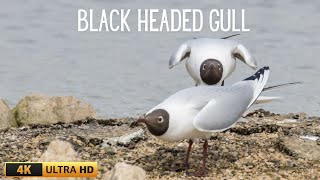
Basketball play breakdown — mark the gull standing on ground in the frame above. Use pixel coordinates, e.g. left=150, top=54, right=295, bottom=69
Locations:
left=138, top=66, right=270, bottom=177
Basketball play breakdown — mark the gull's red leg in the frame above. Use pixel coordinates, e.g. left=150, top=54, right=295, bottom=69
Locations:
left=187, top=140, right=208, bottom=177
left=183, top=139, right=193, bottom=168
left=170, top=139, right=193, bottom=171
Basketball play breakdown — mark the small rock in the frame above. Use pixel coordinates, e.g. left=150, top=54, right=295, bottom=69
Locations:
left=76, top=140, right=83, bottom=146
left=278, top=137, right=320, bottom=160
left=78, top=125, right=90, bottom=130
left=300, top=135, right=319, bottom=141
left=298, top=112, right=308, bottom=119
left=106, top=129, right=145, bottom=147
left=177, top=142, right=186, bottom=147
left=222, top=148, right=229, bottom=154
left=36, top=151, right=42, bottom=157
left=212, top=153, right=219, bottom=161
left=38, top=140, right=80, bottom=161
left=279, top=171, right=289, bottom=176
left=89, top=138, right=103, bottom=146
left=0, top=99, right=17, bottom=128
left=62, top=123, right=71, bottom=128
left=188, top=168, right=196, bottom=173
left=268, top=148, right=275, bottom=153
left=278, top=119, right=298, bottom=124
left=12, top=93, right=96, bottom=126
left=101, top=162, right=146, bottom=180
left=265, top=161, right=274, bottom=167
left=24, top=141, right=81, bottom=180
left=164, top=153, right=174, bottom=160
left=83, top=153, right=90, bottom=158
left=103, top=146, right=116, bottom=155
left=142, top=163, right=155, bottom=171
left=293, top=114, right=300, bottom=119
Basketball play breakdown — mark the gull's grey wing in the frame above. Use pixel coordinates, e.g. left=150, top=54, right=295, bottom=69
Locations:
left=193, top=89, right=252, bottom=132
left=193, top=66, right=270, bottom=132
left=169, top=42, right=191, bottom=69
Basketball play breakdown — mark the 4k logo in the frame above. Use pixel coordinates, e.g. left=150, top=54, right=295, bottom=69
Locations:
left=17, top=165, right=31, bottom=174
left=5, top=162, right=42, bottom=177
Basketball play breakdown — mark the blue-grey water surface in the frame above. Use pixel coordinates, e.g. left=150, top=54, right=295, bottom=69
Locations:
left=0, top=0, right=319, bottom=118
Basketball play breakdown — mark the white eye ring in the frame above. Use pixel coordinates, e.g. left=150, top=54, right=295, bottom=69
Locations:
left=202, top=64, right=206, bottom=70
left=157, top=116, right=164, bottom=123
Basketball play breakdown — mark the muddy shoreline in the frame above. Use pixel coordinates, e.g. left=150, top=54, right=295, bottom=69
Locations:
left=1, top=109, right=320, bottom=179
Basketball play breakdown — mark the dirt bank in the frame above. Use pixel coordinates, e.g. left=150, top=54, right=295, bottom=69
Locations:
left=1, top=109, right=320, bottom=179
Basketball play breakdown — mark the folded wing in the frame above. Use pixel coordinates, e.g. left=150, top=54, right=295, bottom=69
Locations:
left=193, top=67, right=270, bottom=132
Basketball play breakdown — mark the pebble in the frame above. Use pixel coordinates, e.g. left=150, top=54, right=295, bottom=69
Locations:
left=268, top=148, right=275, bottom=153
left=84, top=147, right=91, bottom=151
left=83, top=153, right=90, bottom=158
left=36, top=151, right=42, bottom=156
left=265, top=162, right=274, bottom=167
left=142, top=163, right=155, bottom=171
left=76, top=140, right=83, bottom=146
left=103, top=146, right=116, bottom=155
left=177, top=142, right=186, bottom=147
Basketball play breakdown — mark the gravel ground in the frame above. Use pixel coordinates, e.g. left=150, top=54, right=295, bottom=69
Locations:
left=1, top=109, right=320, bottom=179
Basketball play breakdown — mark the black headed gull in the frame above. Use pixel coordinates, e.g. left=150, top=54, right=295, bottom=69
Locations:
left=169, top=38, right=257, bottom=86
left=138, top=67, right=270, bottom=176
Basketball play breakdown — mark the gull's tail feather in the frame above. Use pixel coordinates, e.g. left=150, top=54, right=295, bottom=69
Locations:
left=255, top=96, right=281, bottom=104
left=263, top=82, right=302, bottom=92
left=252, top=81, right=301, bottom=105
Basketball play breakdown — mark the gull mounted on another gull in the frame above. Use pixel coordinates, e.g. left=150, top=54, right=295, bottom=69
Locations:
left=168, top=36, right=298, bottom=104
left=169, top=36, right=257, bottom=86
left=138, top=66, right=270, bottom=177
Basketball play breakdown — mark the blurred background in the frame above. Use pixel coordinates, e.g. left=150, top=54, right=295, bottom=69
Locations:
left=0, top=0, right=319, bottom=118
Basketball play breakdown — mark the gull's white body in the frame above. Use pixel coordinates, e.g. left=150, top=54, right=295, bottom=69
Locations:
left=147, top=67, right=269, bottom=142
left=147, top=86, right=250, bottom=142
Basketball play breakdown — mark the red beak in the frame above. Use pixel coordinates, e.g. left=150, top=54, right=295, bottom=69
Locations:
left=137, top=114, right=146, bottom=124
left=137, top=118, right=146, bottom=123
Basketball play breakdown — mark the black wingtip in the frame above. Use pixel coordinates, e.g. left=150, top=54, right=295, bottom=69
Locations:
left=244, top=66, right=269, bottom=81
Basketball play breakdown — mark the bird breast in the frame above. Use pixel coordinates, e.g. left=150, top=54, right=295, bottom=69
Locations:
left=185, top=47, right=237, bottom=86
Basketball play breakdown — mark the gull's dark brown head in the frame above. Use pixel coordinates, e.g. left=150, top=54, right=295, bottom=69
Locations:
left=200, top=59, right=223, bottom=85
left=137, top=109, right=169, bottom=136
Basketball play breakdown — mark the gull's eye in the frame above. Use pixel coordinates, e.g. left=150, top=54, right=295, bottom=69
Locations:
left=202, top=64, right=206, bottom=70
left=157, top=116, right=164, bottom=123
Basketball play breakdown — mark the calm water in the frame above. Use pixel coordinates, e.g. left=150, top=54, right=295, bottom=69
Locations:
left=0, top=0, right=319, bottom=118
